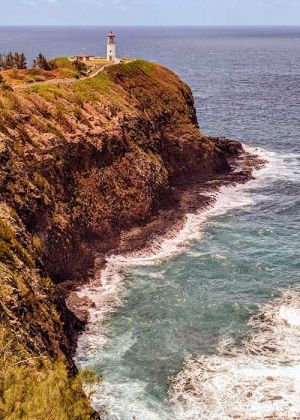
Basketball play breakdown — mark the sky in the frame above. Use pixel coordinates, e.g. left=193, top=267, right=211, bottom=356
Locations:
left=1, top=0, right=300, bottom=26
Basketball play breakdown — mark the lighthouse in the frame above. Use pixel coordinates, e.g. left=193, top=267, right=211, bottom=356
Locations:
left=107, top=31, right=117, bottom=62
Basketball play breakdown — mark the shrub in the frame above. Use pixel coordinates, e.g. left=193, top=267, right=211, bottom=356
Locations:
left=0, top=356, right=100, bottom=419
left=32, top=53, right=54, bottom=71
left=0, top=52, right=27, bottom=70
left=32, top=235, right=43, bottom=254
left=72, top=59, right=88, bottom=76
left=0, top=74, right=13, bottom=91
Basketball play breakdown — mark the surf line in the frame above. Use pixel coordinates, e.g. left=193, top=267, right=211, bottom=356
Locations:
left=74, top=145, right=273, bottom=360
left=170, top=286, right=300, bottom=420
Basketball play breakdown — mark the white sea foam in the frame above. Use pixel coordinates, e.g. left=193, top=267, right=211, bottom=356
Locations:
left=170, top=288, right=300, bottom=420
left=74, top=146, right=300, bottom=418
left=75, top=152, right=256, bottom=359
left=75, top=145, right=284, bottom=355
left=92, top=379, right=170, bottom=420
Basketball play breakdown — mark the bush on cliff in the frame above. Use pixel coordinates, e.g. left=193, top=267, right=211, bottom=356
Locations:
left=0, top=354, right=99, bottom=419
left=0, top=74, right=13, bottom=91
left=0, top=205, right=99, bottom=418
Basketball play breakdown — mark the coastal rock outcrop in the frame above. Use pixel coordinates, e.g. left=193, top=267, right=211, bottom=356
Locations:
left=0, top=60, right=243, bottom=417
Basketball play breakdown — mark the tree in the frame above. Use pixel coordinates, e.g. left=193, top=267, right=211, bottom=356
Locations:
left=72, top=59, right=88, bottom=76
left=14, top=52, right=27, bottom=69
left=5, top=52, right=14, bottom=69
left=0, top=51, right=27, bottom=70
left=13, top=52, right=20, bottom=68
left=33, top=53, right=53, bottom=71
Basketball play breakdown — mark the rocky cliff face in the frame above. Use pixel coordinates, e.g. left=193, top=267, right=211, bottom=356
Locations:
left=0, top=60, right=242, bottom=416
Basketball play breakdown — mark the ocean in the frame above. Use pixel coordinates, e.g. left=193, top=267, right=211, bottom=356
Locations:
left=1, top=26, right=299, bottom=419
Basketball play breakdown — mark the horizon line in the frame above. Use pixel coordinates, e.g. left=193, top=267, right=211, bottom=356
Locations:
left=0, top=24, right=300, bottom=28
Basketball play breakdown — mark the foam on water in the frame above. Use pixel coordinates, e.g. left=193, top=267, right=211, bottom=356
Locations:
left=75, top=156, right=253, bottom=357
left=75, top=147, right=300, bottom=418
left=170, top=288, right=300, bottom=420
left=76, top=146, right=288, bottom=353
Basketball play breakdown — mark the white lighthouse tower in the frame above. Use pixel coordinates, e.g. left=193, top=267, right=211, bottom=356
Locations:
left=107, top=31, right=117, bottom=62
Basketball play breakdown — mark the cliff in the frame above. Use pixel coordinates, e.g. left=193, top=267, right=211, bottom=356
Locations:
left=0, top=60, right=243, bottom=417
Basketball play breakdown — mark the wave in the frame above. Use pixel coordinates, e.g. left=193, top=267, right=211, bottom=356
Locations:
left=74, top=149, right=254, bottom=360
left=75, top=145, right=289, bottom=359
left=170, top=287, right=300, bottom=420
left=74, top=145, right=300, bottom=418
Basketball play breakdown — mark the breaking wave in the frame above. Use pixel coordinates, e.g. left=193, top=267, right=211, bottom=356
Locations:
left=74, top=146, right=300, bottom=418
left=75, top=145, right=288, bottom=357
left=170, top=287, right=300, bottom=419
left=75, top=148, right=254, bottom=358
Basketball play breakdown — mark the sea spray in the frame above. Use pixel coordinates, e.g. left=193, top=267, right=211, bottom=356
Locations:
left=75, top=148, right=257, bottom=358
left=76, top=146, right=269, bottom=358
left=170, top=287, right=300, bottom=419
left=75, top=147, right=300, bottom=418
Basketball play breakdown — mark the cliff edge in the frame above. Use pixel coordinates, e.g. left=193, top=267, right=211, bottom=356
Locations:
left=0, top=60, right=244, bottom=418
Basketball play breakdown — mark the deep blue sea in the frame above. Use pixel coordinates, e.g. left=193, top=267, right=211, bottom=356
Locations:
left=1, top=26, right=299, bottom=419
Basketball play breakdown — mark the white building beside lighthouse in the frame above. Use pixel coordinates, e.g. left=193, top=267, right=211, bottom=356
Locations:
left=107, top=31, right=117, bottom=62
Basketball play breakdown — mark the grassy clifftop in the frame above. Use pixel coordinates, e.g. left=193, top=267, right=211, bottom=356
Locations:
left=0, top=60, right=232, bottom=417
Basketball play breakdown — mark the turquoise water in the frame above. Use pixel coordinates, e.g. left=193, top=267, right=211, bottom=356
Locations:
left=73, top=27, right=300, bottom=419
left=76, top=148, right=300, bottom=419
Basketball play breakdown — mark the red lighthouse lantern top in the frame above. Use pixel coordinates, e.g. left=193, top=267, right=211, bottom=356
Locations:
left=107, top=31, right=116, bottom=44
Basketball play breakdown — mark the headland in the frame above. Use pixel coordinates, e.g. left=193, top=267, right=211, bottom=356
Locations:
left=0, top=58, right=263, bottom=417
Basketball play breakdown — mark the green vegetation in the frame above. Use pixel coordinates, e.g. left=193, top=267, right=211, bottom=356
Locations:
left=0, top=52, right=27, bottom=70
left=51, top=56, right=70, bottom=68
left=28, top=83, right=67, bottom=101
left=0, top=217, right=33, bottom=267
left=52, top=56, right=88, bottom=77
left=76, top=72, right=110, bottom=100
left=127, top=59, right=156, bottom=77
left=0, top=204, right=100, bottom=418
left=0, top=74, right=13, bottom=91
left=0, top=58, right=211, bottom=418
left=0, top=351, right=99, bottom=420
left=32, top=53, right=54, bottom=71
left=107, top=59, right=155, bottom=79
left=1, top=53, right=89, bottom=88
left=25, top=68, right=112, bottom=104
left=91, top=58, right=108, bottom=63
left=32, top=234, right=43, bottom=254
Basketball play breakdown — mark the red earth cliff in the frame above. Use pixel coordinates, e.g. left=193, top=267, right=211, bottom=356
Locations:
left=0, top=60, right=249, bottom=417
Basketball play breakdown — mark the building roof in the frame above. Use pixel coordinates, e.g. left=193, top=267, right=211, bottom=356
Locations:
left=74, top=52, right=95, bottom=58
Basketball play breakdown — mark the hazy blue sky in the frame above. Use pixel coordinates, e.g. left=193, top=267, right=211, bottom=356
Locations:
left=1, top=0, right=300, bottom=26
